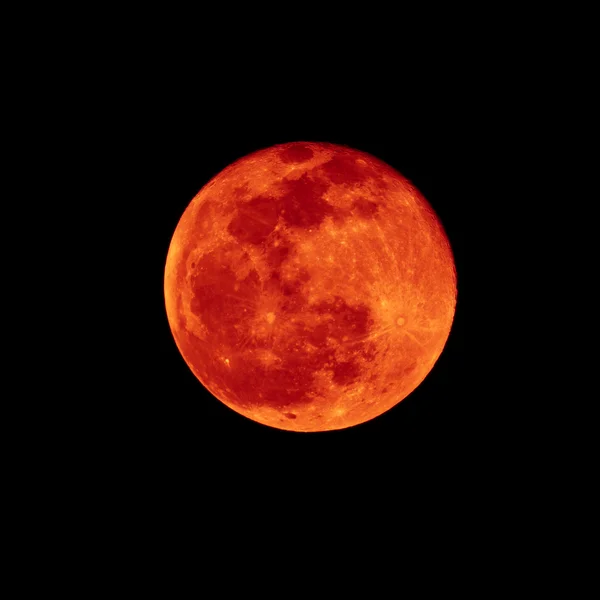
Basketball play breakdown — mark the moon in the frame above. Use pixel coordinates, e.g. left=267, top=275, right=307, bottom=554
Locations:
left=164, top=142, right=456, bottom=432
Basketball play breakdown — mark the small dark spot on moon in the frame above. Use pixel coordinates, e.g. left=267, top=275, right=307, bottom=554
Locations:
left=352, top=197, right=379, bottom=218
left=233, top=184, right=250, bottom=198
left=266, top=239, right=291, bottom=270
left=285, top=412, right=297, bottom=419
left=191, top=262, right=196, bottom=268
left=332, top=206, right=352, bottom=224
left=228, top=194, right=280, bottom=245
left=321, top=154, right=370, bottom=185
left=332, top=360, right=362, bottom=385
left=401, top=362, right=417, bottom=376
left=279, top=144, right=314, bottom=164
left=307, top=296, right=373, bottom=347
left=279, top=174, right=332, bottom=229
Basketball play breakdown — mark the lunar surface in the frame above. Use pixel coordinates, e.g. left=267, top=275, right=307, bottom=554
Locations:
left=164, top=142, right=456, bottom=432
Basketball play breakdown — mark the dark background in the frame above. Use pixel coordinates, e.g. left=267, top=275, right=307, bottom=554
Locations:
left=106, top=90, right=469, bottom=503
left=19, top=15, right=571, bottom=577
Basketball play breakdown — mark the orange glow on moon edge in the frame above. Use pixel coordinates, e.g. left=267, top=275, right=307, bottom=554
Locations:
left=164, top=142, right=457, bottom=432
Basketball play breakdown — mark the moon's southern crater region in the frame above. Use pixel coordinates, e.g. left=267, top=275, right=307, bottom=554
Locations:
left=164, top=142, right=457, bottom=432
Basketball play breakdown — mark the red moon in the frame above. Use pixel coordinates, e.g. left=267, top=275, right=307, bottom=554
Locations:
left=164, top=142, right=456, bottom=432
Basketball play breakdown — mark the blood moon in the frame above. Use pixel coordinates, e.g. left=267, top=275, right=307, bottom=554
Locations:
left=164, top=142, right=456, bottom=432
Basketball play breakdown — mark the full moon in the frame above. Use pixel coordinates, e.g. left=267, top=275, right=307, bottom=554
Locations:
left=164, top=142, right=456, bottom=432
